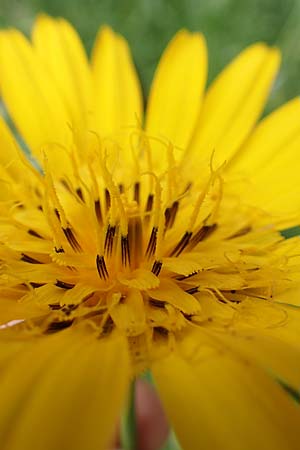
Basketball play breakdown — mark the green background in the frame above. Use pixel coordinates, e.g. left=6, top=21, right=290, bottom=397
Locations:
left=0, top=0, right=300, bottom=113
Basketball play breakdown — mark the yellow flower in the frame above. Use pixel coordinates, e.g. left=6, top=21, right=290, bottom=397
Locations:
left=0, top=13, right=300, bottom=450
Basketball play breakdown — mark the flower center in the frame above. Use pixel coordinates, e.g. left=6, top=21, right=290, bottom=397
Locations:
left=0, top=133, right=294, bottom=372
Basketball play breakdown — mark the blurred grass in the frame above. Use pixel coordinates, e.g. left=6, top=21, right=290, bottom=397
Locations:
left=0, top=0, right=300, bottom=112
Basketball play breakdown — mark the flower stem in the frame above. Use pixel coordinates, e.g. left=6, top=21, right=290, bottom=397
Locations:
left=121, top=380, right=136, bottom=450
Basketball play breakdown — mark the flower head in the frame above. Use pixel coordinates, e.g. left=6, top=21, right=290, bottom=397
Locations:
left=0, top=14, right=300, bottom=450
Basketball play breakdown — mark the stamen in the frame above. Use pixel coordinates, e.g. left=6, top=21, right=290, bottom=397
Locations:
left=105, top=188, right=111, bottom=212
left=20, top=253, right=42, bottom=264
left=121, top=235, right=130, bottom=266
left=62, top=227, right=82, bottom=252
left=76, top=187, right=84, bottom=202
left=55, top=246, right=65, bottom=253
left=94, top=199, right=103, bottom=225
left=46, top=319, right=73, bottom=333
left=144, top=194, right=154, bottom=225
left=54, top=208, right=61, bottom=221
left=149, top=299, right=165, bottom=308
left=128, top=216, right=143, bottom=268
left=145, top=227, right=158, bottom=259
left=61, top=304, right=79, bottom=315
left=30, top=282, right=45, bottom=288
left=151, top=260, right=162, bottom=276
left=60, top=179, right=72, bottom=192
left=185, top=286, right=199, bottom=295
left=28, top=229, right=43, bottom=239
left=102, top=316, right=115, bottom=335
left=164, top=201, right=179, bottom=230
left=104, top=225, right=116, bottom=256
left=145, top=194, right=154, bottom=213
left=227, top=226, right=252, bottom=240
left=189, top=224, right=217, bottom=247
left=96, top=254, right=109, bottom=280
left=169, top=231, right=192, bottom=257
left=55, top=280, right=75, bottom=290
left=134, top=182, right=140, bottom=204
left=49, top=303, right=62, bottom=310
left=153, top=326, right=169, bottom=337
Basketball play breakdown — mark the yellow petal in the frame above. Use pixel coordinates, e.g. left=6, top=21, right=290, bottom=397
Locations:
left=219, top=329, right=300, bottom=391
left=146, top=30, right=207, bottom=151
left=240, top=299, right=300, bottom=351
left=148, top=279, right=201, bottom=314
left=0, top=329, right=129, bottom=450
left=0, top=296, right=47, bottom=325
left=118, top=268, right=160, bottom=290
left=0, top=116, right=23, bottom=178
left=227, top=97, right=300, bottom=214
left=153, top=332, right=300, bottom=450
left=91, top=26, right=143, bottom=136
left=32, top=14, right=91, bottom=131
left=186, top=43, right=280, bottom=169
left=0, top=29, right=71, bottom=159
left=110, top=289, right=146, bottom=335
left=0, top=116, right=38, bottom=201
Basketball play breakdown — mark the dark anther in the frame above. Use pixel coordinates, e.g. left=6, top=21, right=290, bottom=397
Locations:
left=96, top=254, right=109, bottom=280
left=144, top=194, right=154, bottom=223
left=54, top=246, right=65, bottom=253
left=94, top=199, right=103, bottom=224
left=118, top=184, right=124, bottom=194
left=151, top=260, right=162, bottom=276
left=121, top=235, right=130, bottom=266
left=185, top=286, right=199, bottom=295
left=164, top=208, right=170, bottom=230
left=28, top=229, right=43, bottom=239
left=128, top=216, right=143, bottom=268
left=183, top=313, right=194, bottom=321
left=35, top=187, right=42, bottom=198
left=145, top=227, right=158, bottom=258
left=154, top=326, right=169, bottom=337
left=76, top=187, right=84, bottom=201
left=30, top=282, right=45, bottom=288
left=134, top=182, right=140, bottom=204
left=61, top=304, right=79, bottom=316
left=48, top=303, right=63, bottom=310
left=170, top=231, right=192, bottom=257
left=54, top=208, right=61, bottom=221
left=105, top=188, right=111, bottom=211
left=62, top=227, right=82, bottom=252
left=190, top=224, right=217, bottom=247
left=102, top=316, right=114, bottom=335
left=149, top=299, right=165, bottom=309
left=183, top=182, right=192, bottom=194
left=60, top=179, right=71, bottom=192
left=164, top=201, right=179, bottom=230
left=21, top=253, right=42, bottom=264
left=145, top=194, right=154, bottom=212
left=46, top=319, right=73, bottom=333
left=104, top=225, right=116, bottom=256
left=226, top=226, right=252, bottom=240
left=55, top=280, right=75, bottom=290
left=37, top=205, right=43, bottom=211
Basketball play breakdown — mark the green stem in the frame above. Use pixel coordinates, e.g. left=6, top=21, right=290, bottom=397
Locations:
left=121, top=380, right=136, bottom=450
